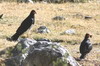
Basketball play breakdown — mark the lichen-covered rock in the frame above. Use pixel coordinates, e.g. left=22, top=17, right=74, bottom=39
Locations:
left=36, top=38, right=51, bottom=42
left=5, top=38, right=80, bottom=66
left=11, top=38, right=37, bottom=56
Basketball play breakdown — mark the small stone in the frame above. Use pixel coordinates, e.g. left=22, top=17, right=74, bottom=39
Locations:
left=37, top=26, right=50, bottom=33
left=61, top=29, right=76, bottom=35
left=52, top=16, right=66, bottom=21
left=84, top=16, right=92, bottom=19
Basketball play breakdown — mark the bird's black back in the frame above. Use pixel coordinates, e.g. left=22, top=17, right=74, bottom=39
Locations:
left=16, top=13, right=35, bottom=34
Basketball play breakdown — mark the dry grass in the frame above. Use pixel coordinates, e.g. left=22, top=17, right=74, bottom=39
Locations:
left=0, top=2, right=100, bottom=66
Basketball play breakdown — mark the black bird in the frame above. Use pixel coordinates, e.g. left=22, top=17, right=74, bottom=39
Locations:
left=9, top=10, right=36, bottom=41
left=0, top=14, right=3, bottom=19
left=79, top=33, right=92, bottom=60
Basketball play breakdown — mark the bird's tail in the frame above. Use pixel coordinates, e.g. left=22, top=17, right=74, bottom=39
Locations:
left=6, top=33, right=20, bottom=41
left=11, top=33, right=20, bottom=41
left=80, top=53, right=87, bottom=59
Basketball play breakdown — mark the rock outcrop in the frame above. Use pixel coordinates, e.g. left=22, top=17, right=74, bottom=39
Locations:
left=5, top=38, right=80, bottom=66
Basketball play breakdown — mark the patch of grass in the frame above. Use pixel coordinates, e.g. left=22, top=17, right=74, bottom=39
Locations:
left=51, top=38, right=64, bottom=42
left=67, top=40, right=80, bottom=45
left=53, top=58, right=68, bottom=66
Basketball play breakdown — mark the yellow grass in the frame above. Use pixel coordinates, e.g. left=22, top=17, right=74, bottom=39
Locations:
left=0, top=2, right=100, bottom=66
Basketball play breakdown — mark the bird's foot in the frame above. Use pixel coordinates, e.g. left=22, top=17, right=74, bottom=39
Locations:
left=6, top=37, right=13, bottom=41
left=6, top=37, right=17, bottom=42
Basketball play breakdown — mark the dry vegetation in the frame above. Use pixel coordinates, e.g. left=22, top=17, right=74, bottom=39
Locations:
left=0, top=2, right=100, bottom=66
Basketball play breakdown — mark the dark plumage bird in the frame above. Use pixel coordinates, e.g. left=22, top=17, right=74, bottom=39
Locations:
left=9, top=10, right=36, bottom=41
left=0, top=14, right=3, bottom=19
left=79, top=33, right=92, bottom=60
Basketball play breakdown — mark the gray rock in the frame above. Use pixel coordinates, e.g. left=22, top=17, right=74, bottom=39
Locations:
left=36, top=38, right=51, bottom=42
left=43, top=0, right=68, bottom=3
left=5, top=38, right=80, bottom=66
left=52, top=16, right=66, bottom=21
left=28, top=0, right=34, bottom=3
left=17, top=0, right=33, bottom=3
left=84, top=16, right=92, bottom=19
left=61, top=29, right=76, bottom=35
left=37, top=26, right=50, bottom=33
left=10, top=38, right=36, bottom=56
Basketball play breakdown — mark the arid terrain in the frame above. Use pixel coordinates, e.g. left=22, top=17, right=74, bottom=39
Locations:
left=0, top=2, right=100, bottom=66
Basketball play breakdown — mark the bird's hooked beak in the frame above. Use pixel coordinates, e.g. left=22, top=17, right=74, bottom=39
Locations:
left=34, top=11, right=36, bottom=14
left=33, top=11, right=36, bottom=14
left=33, top=10, right=36, bottom=14
left=90, top=35, right=92, bottom=38
left=85, top=33, right=92, bottom=39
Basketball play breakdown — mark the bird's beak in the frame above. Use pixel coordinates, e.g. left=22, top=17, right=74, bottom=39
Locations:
left=90, top=35, right=92, bottom=38
left=35, top=11, right=37, bottom=14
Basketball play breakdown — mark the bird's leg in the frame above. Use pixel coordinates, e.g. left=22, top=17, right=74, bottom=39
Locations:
left=27, top=28, right=33, bottom=38
left=27, top=31, right=31, bottom=38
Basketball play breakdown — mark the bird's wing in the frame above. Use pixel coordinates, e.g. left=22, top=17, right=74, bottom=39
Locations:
left=85, top=42, right=92, bottom=53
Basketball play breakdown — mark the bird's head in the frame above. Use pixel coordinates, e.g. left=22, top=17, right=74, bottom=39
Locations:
left=31, top=10, right=36, bottom=14
left=29, top=10, right=36, bottom=17
left=85, top=33, right=92, bottom=39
